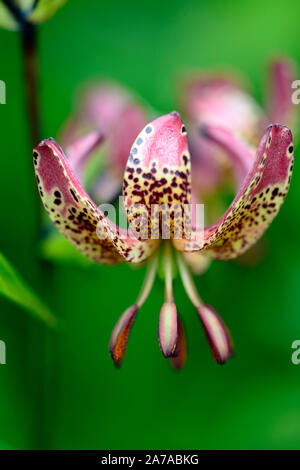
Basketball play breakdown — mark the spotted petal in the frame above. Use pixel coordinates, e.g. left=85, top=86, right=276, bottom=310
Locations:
left=123, top=112, right=191, bottom=240
left=33, top=138, right=158, bottom=265
left=174, top=124, right=294, bottom=259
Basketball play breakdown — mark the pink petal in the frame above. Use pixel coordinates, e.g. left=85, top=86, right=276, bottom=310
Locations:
left=92, top=170, right=123, bottom=203
left=61, top=83, right=147, bottom=177
left=201, top=124, right=254, bottom=185
left=81, top=83, right=133, bottom=131
left=123, top=112, right=191, bottom=240
left=66, top=131, right=104, bottom=183
left=158, top=301, right=178, bottom=358
left=197, top=304, right=233, bottom=364
left=109, top=305, right=137, bottom=367
left=189, top=128, right=223, bottom=196
left=183, top=74, right=266, bottom=144
left=174, top=124, right=294, bottom=259
left=108, top=105, right=148, bottom=174
left=183, top=74, right=267, bottom=196
left=33, top=138, right=158, bottom=265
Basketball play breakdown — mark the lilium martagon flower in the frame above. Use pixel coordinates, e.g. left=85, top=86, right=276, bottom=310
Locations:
left=33, top=110, right=294, bottom=368
left=180, top=57, right=298, bottom=267
left=59, top=82, right=151, bottom=205
left=182, top=57, right=298, bottom=199
left=58, top=58, right=297, bottom=228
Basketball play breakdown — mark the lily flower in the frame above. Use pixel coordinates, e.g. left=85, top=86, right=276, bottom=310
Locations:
left=182, top=58, right=297, bottom=195
left=56, top=58, right=296, bottom=209
left=33, top=111, right=294, bottom=368
left=59, top=82, right=147, bottom=203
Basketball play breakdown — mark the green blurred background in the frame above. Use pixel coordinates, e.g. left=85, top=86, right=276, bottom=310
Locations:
left=1, top=0, right=300, bottom=450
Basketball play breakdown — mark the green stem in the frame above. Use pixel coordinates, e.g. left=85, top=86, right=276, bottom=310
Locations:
left=21, top=21, right=41, bottom=147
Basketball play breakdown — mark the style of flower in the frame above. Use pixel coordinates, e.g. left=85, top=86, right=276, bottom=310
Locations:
left=33, top=107, right=294, bottom=368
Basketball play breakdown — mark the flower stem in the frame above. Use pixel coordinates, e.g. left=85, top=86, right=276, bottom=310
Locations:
left=136, top=253, right=158, bottom=308
left=176, top=252, right=204, bottom=308
left=3, top=0, right=41, bottom=147
left=21, top=21, right=41, bottom=147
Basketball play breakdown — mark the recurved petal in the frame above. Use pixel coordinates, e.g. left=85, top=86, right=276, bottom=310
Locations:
left=201, top=124, right=255, bottom=185
left=197, top=304, right=233, bottom=364
left=158, top=301, right=178, bottom=358
left=169, top=316, right=187, bottom=370
left=268, top=58, right=298, bottom=130
left=80, top=83, right=133, bottom=131
left=174, top=124, right=294, bottom=259
left=33, top=138, right=158, bottom=265
left=123, top=112, right=191, bottom=240
left=66, top=130, right=104, bottom=183
left=92, top=170, right=123, bottom=203
left=110, top=305, right=138, bottom=367
left=61, top=83, right=147, bottom=177
left=183, top=74, right=266, bottom=145
left=81, top=85, right=147, bottom=173
left=108, top=105, right=147, bottom=174
left=189, top=128, right=223, bottom=196
left=60, top=83, right=130, bottom=145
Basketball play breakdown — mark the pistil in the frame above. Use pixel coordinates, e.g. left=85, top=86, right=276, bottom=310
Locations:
left=158, top=242, right=178, bottom=358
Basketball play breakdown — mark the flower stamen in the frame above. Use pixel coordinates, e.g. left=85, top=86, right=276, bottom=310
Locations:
left=176, top=253, right=233, bottom=364
left=110, top=253, right=158, bottom=367
left=135, top=252, right=159, bottom=308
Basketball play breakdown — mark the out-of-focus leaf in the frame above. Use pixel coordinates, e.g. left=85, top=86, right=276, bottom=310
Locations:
left=0, top=0, right=67, bottom=31
left=29, top=0, right=68, bottom=24
left=39, top=231, right=93, bottom=267
left=0, top=252, right=56, bottom=327
left=0, top=2, right=19, bottom=30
